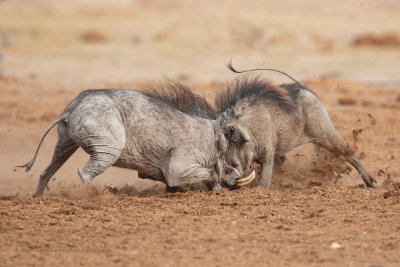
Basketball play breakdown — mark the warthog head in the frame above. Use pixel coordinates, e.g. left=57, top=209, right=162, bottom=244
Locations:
left=214, top=75, right=292, bottom=185
left=216, top=102, right=256, bottom=186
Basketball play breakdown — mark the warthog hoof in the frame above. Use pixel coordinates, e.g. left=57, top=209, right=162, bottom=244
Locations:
left=32, top=191, right=43, bottom=198
left=363, top=174, right=377, bottom=188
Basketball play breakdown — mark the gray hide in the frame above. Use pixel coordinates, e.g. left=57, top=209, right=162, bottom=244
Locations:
left=216, top=76, right=376, bottom=188
left=19, top=84, right=237, bottom=197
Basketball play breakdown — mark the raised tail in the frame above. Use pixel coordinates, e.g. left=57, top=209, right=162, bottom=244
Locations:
left=227, top=61, right=307, bottom=89
left=17, top=114, right=67, bottom=172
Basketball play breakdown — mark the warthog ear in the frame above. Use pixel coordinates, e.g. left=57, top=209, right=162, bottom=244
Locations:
left=225, top=125, right=250, bottom=143
left=233, top=99, right=250, bottom=117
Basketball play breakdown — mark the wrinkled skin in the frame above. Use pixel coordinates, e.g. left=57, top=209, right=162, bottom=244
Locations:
left=20, top=89, right=238, bottom=197
left=219, top=87, right=376, bottom=188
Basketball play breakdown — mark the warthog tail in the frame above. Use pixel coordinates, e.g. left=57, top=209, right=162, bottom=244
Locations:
left=16, top=115, right=67, bottom=172
left=227, top=61, right=307, bottom=89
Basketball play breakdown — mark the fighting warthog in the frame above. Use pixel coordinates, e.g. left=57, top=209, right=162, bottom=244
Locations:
left=215, top=64, right=376, bottom=188
left=19, top=82, right=254, bottom=197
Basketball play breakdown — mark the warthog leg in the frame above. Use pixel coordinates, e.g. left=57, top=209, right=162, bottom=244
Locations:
left=72, top=115, right=126, bottom=184
left=348, top=156, right=377, bottom=187
left=78, top=146, right=123, bottom=183
left=33, top=140, right=78, bottom=197
left=312, top=136, right=376, bottom=187
left=259, top=154, right=274, bottom=188
left=302, top=101, right=376, bottom=187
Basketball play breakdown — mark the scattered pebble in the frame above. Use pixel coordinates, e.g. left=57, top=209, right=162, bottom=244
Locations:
left=330, top=242, right=342, bottom=249
left=353, top=32, right=400, bottom=47
left=338, top=97, right=356, bottom=105
left=81, top=30, right=107, bottom=43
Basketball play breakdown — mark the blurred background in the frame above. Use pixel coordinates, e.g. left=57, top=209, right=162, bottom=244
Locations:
left=1, top=0, right=400, bottom=87
left=0, top=0, right=399, bottom=196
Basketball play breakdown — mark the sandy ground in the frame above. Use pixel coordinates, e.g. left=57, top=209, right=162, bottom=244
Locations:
left=1, top=0, right=400, bottom=266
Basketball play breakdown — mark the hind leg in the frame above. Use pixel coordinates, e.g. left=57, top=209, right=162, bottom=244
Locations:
left=302, top=100, right=376, bottom=187
left=348, top=156, right=376, bottom=187
left=70, top=113, right=126, bottom=184
left=312, top=136, right=376, bottom=187
left=78, top=146, right=123, bottom=183
left=33, top=141, right=78, bottom=197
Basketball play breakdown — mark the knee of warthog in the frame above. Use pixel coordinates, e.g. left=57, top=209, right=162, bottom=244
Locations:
left=39, top=170, right=47, bottom=177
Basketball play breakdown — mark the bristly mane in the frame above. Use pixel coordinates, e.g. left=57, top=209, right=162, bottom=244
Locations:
left=215, top=76, right=302, bottom=114
left=141, top=80, right=217, bottom=120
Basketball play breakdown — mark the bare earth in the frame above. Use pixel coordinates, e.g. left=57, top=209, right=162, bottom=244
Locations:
left=1, top=0, right=400, bottom=266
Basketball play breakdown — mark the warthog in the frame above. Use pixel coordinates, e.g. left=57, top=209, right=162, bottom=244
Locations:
left=19, top=81, right=254, bottom=197
left=215, top=64, right=376, bottom=188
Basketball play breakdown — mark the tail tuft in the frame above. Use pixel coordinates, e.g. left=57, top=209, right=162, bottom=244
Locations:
left=16, top=114, right=67, bottom=174
left=16, top=159, right=35, bottom=172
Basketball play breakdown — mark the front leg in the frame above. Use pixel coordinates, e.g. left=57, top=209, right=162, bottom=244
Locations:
left=209, top=172, right=222, bottom=191
left=259, top=155, right=274, bottom=188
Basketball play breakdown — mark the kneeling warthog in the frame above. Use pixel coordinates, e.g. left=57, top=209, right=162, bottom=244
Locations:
left=216, top=64, right=376, bottom=188
left=19, top=82, right=254, bottom=197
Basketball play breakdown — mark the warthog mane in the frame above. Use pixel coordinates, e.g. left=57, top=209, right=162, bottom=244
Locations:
left=141, top=80, right=217, bottom=120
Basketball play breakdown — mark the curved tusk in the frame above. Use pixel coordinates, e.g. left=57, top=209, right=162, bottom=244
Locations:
left=232, top=167, right=241, bottom=177
left=237, top=170, right=256, bottom=186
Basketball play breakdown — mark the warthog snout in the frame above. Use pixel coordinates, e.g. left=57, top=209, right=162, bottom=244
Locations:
left=222, top=165, right=256, bottom=188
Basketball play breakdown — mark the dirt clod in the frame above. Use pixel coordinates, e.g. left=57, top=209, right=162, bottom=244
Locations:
left=352, top=129, right=364, bottom=141
left=338, top=97, right=357, bottom=105
left=308, top=180, right=322, bottom=187
left=81, top=30, right=107, bottom=43
left=353, top=32, right=400, bottom=47
left=383, top=183, right=400, bottom=199
left=368, top=113, right=376, bottom=125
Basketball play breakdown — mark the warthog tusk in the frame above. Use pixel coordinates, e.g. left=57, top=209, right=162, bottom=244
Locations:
left=232, top=167, right=241, bottom=177
left=237, top=170, right=256, bottom=186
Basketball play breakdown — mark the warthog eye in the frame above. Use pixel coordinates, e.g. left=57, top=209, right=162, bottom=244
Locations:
left=225, top=126, right=235, bottom=139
